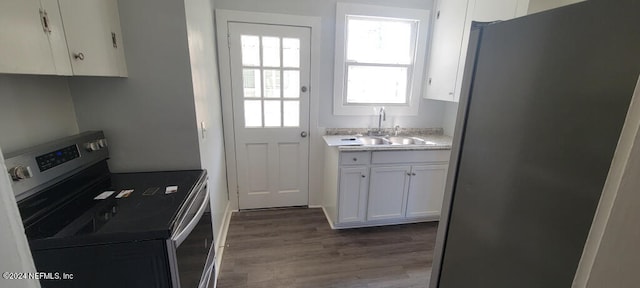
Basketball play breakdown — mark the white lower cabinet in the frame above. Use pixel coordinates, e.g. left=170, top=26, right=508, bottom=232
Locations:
left=367, top=166, right=410, bottom=221
left=322, top=146, right=451, bottom=229
left=338, top=167, right=369, bottom=223
left=406, top=164, right=449, bottom=218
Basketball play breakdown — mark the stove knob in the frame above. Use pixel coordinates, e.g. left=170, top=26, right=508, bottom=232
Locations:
left=9, top=166, right=32, bottom=181
left=85, top=142, right=99, bottom=152
left=97, top=139, right=108, bottom=148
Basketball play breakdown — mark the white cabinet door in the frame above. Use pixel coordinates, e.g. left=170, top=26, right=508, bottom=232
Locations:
left=58, top=0, right=127, bottom=76
left=406, top=164, right=449, bottom=218
left=367, top=166, right=410, bottom=221
left=0, top=0, right=57, bottom=74
left=338, top=167, right=369, bottom=223
left=453, top=0, right=529, bottom=101
left=423, top=0, right=468, bottom=102
left=424, top=0, right=529, bottom=102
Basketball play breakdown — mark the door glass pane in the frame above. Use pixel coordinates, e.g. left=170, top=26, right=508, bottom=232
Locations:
left=263, top=70, right=281, bottom=98
left=283, top=70, right=299, bottom=99
left=262, top=37, right=280, bottom=67
left=241, top=35, right=260, bottom=66
left=243, top=69, right=261, bottom=98
left=244, top=100, right=262, bottom=127
left=283, top=38, right=300, bottom=68
left=283, top=101, right=300, bottom=127
left=346, top=65, right=408, bottom=104
left=264, top=100, right=281, bottom=127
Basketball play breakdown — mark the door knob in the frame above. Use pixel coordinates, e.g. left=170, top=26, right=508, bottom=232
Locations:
left=301, top=131, right=308, bottom=138
left=301, top=86, right=308, bottom=93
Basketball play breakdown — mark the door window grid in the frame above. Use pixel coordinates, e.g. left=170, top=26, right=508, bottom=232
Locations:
left=241, top=35, right=301, bottom=128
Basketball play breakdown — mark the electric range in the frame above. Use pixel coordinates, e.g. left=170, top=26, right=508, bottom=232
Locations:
left=5, top=131, right=215, bottom=288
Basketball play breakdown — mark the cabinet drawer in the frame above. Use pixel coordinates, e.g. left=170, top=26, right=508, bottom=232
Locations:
left=372, top=150, right=450, bottom=164
left=340, top=152, right=371, bottom=165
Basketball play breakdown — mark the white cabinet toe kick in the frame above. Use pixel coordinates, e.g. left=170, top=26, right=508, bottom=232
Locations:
left=322, top=147, right=450, bottom=229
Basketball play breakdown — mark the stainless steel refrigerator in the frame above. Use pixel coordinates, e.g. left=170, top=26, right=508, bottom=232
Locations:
left=431, top=1, right=640, bottom=287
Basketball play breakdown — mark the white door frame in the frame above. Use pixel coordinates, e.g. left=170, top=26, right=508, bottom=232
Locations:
left=215, top=10, right=321, bottom=211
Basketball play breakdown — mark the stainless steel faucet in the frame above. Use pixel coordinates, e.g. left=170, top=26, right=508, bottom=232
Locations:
left=378, top=107, right=386, bottom=132
left=367, top=107, right=387, bottom=136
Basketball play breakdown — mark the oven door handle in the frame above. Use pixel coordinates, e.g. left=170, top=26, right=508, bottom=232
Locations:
left=172, top=190, right=209, bottom=247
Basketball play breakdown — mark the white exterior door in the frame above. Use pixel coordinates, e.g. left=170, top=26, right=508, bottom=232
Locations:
left=228, top=22, right=310, bottom=209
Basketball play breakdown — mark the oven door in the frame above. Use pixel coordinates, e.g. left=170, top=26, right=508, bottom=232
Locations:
left=167, top=180, right=216, bottom=288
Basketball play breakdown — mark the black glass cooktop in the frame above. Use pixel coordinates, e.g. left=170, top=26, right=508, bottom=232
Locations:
left=18, top=161, right=206, bottom=250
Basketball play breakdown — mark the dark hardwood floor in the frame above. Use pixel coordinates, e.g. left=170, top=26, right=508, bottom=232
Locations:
left=216, top=208, right=438, bottom=288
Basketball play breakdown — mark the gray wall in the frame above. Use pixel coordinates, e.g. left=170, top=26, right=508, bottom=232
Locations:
left=215, top=0, right=445, bottom=129
left=0, top=75, right=79, bottom=154
left=69, top=0, right=201, bottom=172
left=184, top=0, right=229, bottom=248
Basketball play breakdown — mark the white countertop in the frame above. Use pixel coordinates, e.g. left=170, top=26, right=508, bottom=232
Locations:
left=322, top=135, right=453, bottom=151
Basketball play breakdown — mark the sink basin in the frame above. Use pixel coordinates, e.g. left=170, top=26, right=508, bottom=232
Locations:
left=387, top=137, right=420, bottom=145
left=357, top=136, right=436, bottom=146
left=358, top=136, right=389, bottom=145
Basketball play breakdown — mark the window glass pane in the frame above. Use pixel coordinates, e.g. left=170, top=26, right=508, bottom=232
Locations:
left=243, top=69, right=261, bottom=98
left=283, top=38, right=300, bottom=68
left=346, top=65, right=407, bottom=104
left=263, top=70, right=281, bottom=98
left=283, top=70, right=300, bottom=99
left=264, top=100, right=281, bottom=127
left=262, top=37, right=280, bottom=67
left=244, top=100, right=262, bottom=127
left=241, top=35, right=260, bottom=66
left=283, top=101, right=300, bottom=127
left=346, top=18, right=413, bottom=65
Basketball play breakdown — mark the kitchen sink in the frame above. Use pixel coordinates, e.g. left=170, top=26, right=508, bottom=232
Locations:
left=387, top=137, right=420, bottom=145
left=357, top=136, right=435, bottom=146
left=358, top=136, right=390, bottom=145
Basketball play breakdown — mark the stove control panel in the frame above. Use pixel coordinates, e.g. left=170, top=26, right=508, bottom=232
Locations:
left=36, top=145, right=80, bottom=172
left=84, top=138, right=108, bottom=152
left=4, top=131, right=109, bottom=201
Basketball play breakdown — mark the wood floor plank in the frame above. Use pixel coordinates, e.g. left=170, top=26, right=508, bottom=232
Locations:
left=217, top=208, right=437, bottom=288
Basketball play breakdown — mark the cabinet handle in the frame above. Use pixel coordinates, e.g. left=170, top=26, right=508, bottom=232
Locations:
left=353, top=158, right=357, bottom=162
left=74, top=53, right=85, bottom=61
left=407, top=172, right=411, bottom=176
left=361, top=174, right=366, bottom=178
left=39, top=9, right=51, bottom=34
left=111, top=32, right=118, bottom=48
left=412, top=173, right=416, bottom=176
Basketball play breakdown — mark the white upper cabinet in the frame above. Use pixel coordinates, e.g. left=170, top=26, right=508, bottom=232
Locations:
left=0, top=0, right=71, bottom=75
left=424, top=0, right=529, bottom=102
left=0, top=0, right=127, bottom=77
left=59, top=0, right=127, bottom=76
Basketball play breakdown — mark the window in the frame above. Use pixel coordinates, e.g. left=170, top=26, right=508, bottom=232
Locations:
left=333, top=3, right=430, bottom=115
left=240, top=35, right=302, bottom=128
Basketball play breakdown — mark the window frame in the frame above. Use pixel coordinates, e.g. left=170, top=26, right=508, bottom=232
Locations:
left=333, top=3, right=431, bottom=116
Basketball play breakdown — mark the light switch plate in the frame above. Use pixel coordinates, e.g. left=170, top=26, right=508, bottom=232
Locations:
left=201, top=121, right=207, bottom=139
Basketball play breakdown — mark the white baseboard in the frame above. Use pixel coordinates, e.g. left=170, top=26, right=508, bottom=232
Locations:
left=320, top=206, right=337, bottom=230
left=214, top=201, right=233, bottom=288
left=308, top=204, right=322, bottom=209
